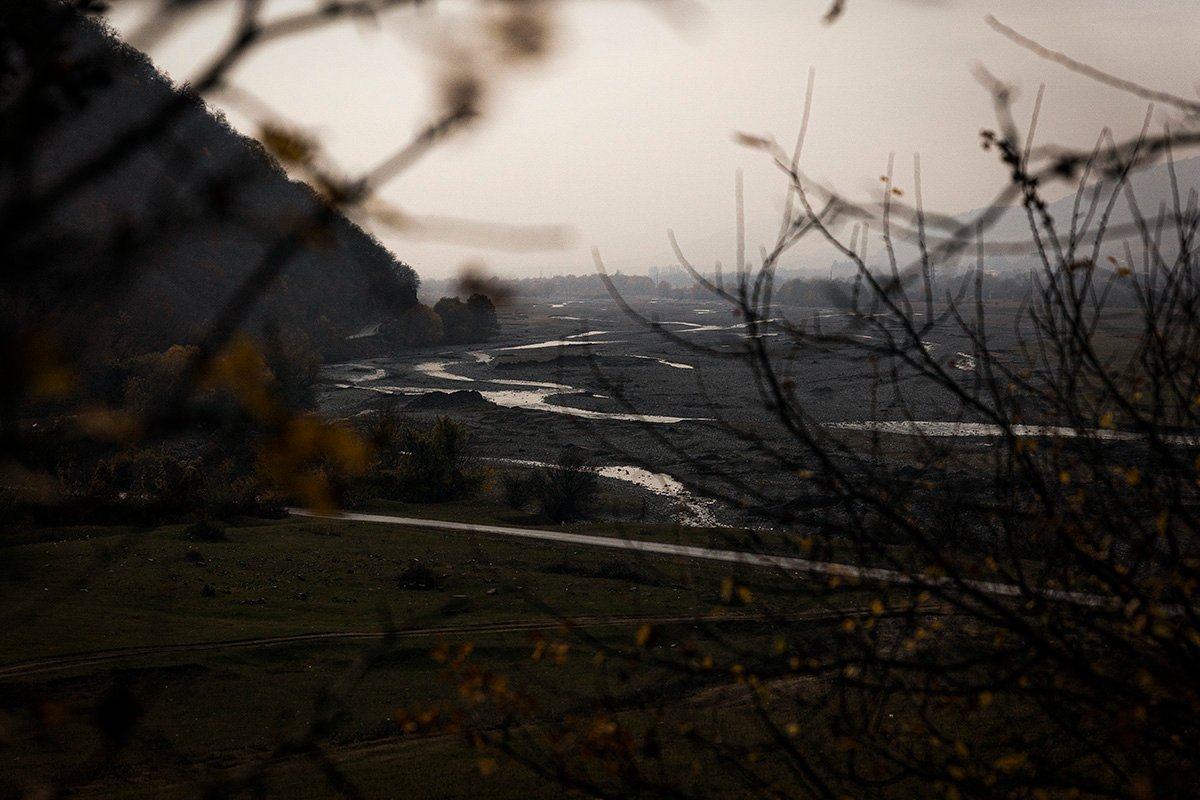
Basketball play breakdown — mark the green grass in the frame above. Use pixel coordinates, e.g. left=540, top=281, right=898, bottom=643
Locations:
left=1, top=509, right=902, bottom=798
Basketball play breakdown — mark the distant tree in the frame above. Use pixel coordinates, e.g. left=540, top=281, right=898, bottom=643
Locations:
left=261, top=321, right=321, bottom=409
left=434, top=294, right=501, bottom=344
left=386, top=302, right=444, bottom=348
left=392, top=260, right=419, bottom=289
left=433, top=296, right=470, bottom=343
left=401, top=416, right=480, bottom=502
left=466, top=293, right=500, bottom=339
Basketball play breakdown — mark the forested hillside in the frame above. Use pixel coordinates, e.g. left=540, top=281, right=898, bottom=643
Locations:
left=0, top=5, right=418, bottom=373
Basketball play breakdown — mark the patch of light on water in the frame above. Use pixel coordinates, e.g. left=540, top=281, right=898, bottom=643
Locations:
left=334, top=382, right=705, bottom=424
left=326, top=384, right=426, bottom=396
left=951, top=352, right=976, bottom=371
left=347, top=368, right=386, bottom=382
left=496, top=340, right=624, bottom=351
left=677, top=323, right=738, bottom=334
left=630, top=355, right=694, bottom=370
left=565, top=330, right=609, bottom=339
left=828, top=420, right=1199, bottom=444
left=480, top=389, right=703, bottom=424
left=596, top=466, right=718, bottom=527
left=596, top=465, right=684, bottom=494
left=323, top=362, right=388, bottom=383
left=416, top=355, right=577, bottom=392
left=492, top=458, right=717, bottom=527
left=415, top=361, right=474, bottom=381
left=489, top=378, right=574, bottom=390
left=677, top=318, right=784, bottom=335
left=347, top=323, right=382, bottom=339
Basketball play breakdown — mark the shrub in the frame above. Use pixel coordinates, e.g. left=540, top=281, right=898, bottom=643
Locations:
left=536, top=449, right=598, bottom=523
left=499, top=470, right=537, bottom=510
left=400, top=416, right=480, bottom=502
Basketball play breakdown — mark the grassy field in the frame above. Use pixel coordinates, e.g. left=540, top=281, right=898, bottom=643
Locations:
left=2, top=507, right=890, bottom=799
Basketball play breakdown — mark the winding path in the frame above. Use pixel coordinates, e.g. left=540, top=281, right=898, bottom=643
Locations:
left=0, top=508, right=1132, bottom=681
left=289, top=508, right=1118, bottom=609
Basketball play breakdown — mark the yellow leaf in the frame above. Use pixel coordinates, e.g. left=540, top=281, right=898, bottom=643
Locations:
left=992, top=752, right=1027, bottom=772
left=635, top=624, right=652, bottom=648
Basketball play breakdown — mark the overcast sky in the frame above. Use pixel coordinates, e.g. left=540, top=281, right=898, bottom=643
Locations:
left=109, top=1, right=1200, bottom=279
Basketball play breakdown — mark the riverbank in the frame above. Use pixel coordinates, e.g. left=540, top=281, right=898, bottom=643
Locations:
left=313, top=297, right=1012, bottom=528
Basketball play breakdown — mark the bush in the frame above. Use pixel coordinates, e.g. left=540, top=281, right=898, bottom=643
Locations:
left=385, top=303, right=443, bottom=348
left=536, top=449, right=598, bottom=523
left=499, top=470, right=537, bottom=510
left=400, top=416, right=481, bottom=502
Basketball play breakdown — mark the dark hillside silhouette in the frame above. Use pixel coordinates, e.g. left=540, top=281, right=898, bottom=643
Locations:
left=1, top=5, right=419, bottom=371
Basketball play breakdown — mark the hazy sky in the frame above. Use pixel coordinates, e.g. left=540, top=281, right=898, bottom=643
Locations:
left=110, top=1, right=1200, bottom=279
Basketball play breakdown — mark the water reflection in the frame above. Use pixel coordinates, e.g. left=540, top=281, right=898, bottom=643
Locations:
left=631, top=355, right=693, bottom=370
left=496, top=340, right=622, bottom=351
left=330, top=382, right=702, bottom=424
left=493, top=458, right=717, bottom=526
left=415, top=361, right=474, bottom=382
left=829, top=420, right=1197, bottom=444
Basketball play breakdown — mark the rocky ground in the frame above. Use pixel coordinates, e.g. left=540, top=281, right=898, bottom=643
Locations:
left=315, top=296, right=1021, bottom=527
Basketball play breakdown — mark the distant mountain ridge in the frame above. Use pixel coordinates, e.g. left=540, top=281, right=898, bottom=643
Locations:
left=0, top=3, right=418, bottom=362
